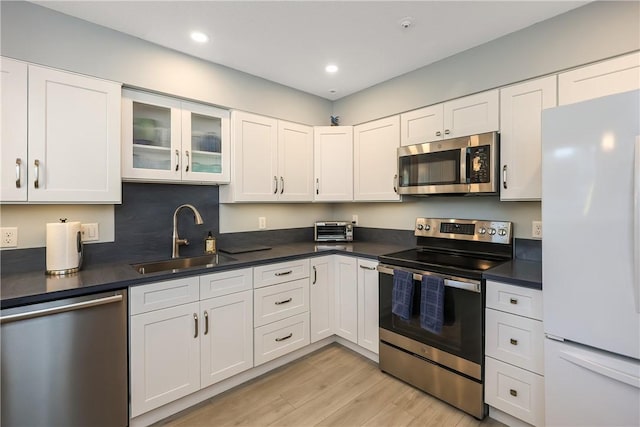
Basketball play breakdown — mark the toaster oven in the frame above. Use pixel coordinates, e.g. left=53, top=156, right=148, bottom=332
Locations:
left=314, top=221, right=353, bottom=242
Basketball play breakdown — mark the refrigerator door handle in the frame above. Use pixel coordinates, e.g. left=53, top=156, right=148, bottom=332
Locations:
left=559, top=350, right=640, bottom=390
left=634, top=136, right=640, bottom=314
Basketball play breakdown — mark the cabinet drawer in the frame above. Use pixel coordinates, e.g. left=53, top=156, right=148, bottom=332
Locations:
left=485, top=308, right=544, bottom=374
left=485, top=357, right=545, bottom=427
left=200, top=268, right=252, bottom=299
left=253, top=259, right=309, bottom=288
left=486, top=281, right=542, bottom=320
left=130, top=277, right=199, bottom=315
left=254, top=312, right=310, bottom=366
left=254, top=278, right=309, bottom=327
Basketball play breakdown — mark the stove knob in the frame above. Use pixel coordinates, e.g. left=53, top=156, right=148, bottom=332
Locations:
left=488, top=228, right=497, bottom=235
left=417, top=224, right=424, bottom=230
left=498, top=229, right=507, bottom=236
left=425, top=224, right=431, bottom=231
left=478, top=227, right=487, bottom=235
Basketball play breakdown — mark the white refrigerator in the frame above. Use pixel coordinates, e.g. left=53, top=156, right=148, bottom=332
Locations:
left=542, top=89, right=640, bottom=426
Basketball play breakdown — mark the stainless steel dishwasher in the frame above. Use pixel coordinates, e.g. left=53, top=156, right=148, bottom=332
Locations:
left=1, top=290, right=128, bottom=427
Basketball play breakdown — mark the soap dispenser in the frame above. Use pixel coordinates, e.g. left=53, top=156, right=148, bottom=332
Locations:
left=205, top=231, right=216, bottom=254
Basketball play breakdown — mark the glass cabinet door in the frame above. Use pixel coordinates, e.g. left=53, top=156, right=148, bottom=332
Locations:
left=132, top=102, right=173, bottom=171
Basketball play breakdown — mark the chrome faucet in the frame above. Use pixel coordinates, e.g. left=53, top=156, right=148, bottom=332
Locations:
left=172, top=204, right=204, bottom=258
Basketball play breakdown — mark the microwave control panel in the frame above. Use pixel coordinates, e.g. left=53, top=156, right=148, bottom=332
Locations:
left=467, top=146, right=490, bottom=183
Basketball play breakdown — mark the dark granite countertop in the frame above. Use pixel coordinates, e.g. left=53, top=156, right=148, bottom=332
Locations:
left=1, top=241, right=411, bottom=309
left=483, top=259, right=542, bottom=290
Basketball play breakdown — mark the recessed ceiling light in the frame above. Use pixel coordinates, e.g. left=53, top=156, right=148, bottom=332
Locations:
left=190, top=31, right=209, bottom=43
left=325, top=64, right=338, bottom=73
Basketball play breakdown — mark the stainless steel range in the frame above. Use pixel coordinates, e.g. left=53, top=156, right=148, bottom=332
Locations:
left=377, top=217, right=513, bottom=419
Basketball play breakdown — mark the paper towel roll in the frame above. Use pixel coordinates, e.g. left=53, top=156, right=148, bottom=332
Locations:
left=46, top=221, right=82, bottom=275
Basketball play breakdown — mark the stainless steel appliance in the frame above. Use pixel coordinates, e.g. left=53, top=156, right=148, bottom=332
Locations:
left=397, top=132, right=499, bottom=195
left=378, top=217, right=512, bottom=419
left=314, top=221, right=353, bottom=242
left=1, top=290, right=128, bottom=427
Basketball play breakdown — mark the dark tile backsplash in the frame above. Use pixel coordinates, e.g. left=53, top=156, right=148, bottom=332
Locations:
left=514, top=238, right=542, bottom=262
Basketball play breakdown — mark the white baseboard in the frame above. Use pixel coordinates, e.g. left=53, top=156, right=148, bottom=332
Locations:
left=488, top=406, right=535, bottom=427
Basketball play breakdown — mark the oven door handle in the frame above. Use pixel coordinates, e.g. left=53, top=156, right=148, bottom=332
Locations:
left=377, top=264, right=481, bottom=293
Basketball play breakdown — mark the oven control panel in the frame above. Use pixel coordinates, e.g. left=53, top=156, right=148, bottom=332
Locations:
left=415, top=218, right=512, bottom=244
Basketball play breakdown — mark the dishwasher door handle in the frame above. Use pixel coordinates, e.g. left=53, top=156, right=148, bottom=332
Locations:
left=0, top=294, right=123, bottom=324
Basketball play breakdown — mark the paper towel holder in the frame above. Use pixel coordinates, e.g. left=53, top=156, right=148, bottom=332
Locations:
left=45, top=218, right=84, bottom=276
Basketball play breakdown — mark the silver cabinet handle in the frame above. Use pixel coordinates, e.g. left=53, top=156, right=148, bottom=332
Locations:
left=204, top=311, right=209, bottom=335
left=444, top=129, right=451, bottom=135
left=393, top=174, right=398, bottom=193
left=194, top=313, right=198, bottom=338
left=510, top=298, right=518, bottom=305
left=360, top=264, right=377, bottom=270
left=312, top=266, right=317, bottom=284
left=175, top=150, right=180, bottom=172
left=316, top=178, right=319, bottom=195
left=280, top=176, right=284, bottom=194
left=510, top=338, right=518, bottom=346
left=503, top=165, right=508, bottom=189
left=436, top=131, right=442, bottom=137
left=185, top=150, right=190, bottom=172
left=275, top=298, right=292, bottom=305
left=275, top=270, right=293, bottom=276
left=509, top=389, right=518, bottom=397
left=15, top=158, right=21, bottom=188
left=1, top=294, right=122, bottom=324
left=275, top=333, right=293, bottom=342
left=273, top=176, right=278, bottom=194
left=34, top=159, right=40, bottom=189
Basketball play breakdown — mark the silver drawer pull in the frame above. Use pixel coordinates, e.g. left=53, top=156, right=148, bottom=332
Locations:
left=15, top=158, right=21, bottom=188
left=275, top=298, right=292, bottom=305
left=510, top=389, right=518, bottom=397
left=194, top=313, right=198, bottom=338
left=312, top=265, right=317, bottom=284
left=275, top=270, right=293, bottom=276
left=360, top=265, right=377, bottom=271
left=175, top=150, right=180, bottom=171
left=185, top=150, right=190, bottom=172
left=280, top=176, right=284, bottom=194
left=204, top=311, right=209, bottom=335
left=510, top=338, right=518, bottom=346
left=34, top=159, right=40, bottom=189
left=510, top=298, right=518, bottom=305
left=275, top=333, right=293, bottom=342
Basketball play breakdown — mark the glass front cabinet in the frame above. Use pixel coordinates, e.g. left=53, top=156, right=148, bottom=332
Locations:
left=122, top=89, right=230, bottom=184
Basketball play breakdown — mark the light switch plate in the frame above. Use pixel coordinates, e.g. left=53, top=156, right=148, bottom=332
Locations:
left=80, top=223, right=99, bottom=242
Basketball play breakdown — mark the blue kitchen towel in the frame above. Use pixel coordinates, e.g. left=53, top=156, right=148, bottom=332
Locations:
left=392, top=269, right=414, bottom=320
left=420, top=275, right=445, bottom=334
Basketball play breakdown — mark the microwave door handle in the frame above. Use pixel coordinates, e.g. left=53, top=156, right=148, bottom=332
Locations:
left=461, top=148, right=468, bottom=184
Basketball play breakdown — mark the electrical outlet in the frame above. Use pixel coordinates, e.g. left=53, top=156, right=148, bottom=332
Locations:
left=532, top=221, right=543, bottom=239
left=80, top=223, right=100, bottom=242
left=352, top=215, right=358, bottom=225
left=1, top=227, right=18, bottom=248
left=258, top=217, right=267, bottom=229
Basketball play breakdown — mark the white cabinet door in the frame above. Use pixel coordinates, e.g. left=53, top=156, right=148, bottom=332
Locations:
left=334, top=255, right=358, bottom=344
left=559, top=51, right=640, bottom=106
left=310, top=256, right=335, bottom=343
left=130, top=302, right=201, bottom=417
left=229, top=111, right=279, bottom=201
left=27, top=65, right=121, bottom=203
left=0, top=57, right=28, bottom=202
left=354, top=116, right=400, bottom=201
left=357, top=259, right=379, bottom=354
left=277, top=120, right=313, bottom=201
left=443, top=90, right=499, bottom=139
left=314, top=126, right=353, bottom=201
left=200, top=290, right=253, bottom=388
left=500, top=76, right=557, bottom=201
left=400, top=104, right=444, bottom=146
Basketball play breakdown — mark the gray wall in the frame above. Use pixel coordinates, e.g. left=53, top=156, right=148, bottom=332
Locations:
left=0, top=1, right=332, bottom=125
left=333, top=1, right=640, bottom=125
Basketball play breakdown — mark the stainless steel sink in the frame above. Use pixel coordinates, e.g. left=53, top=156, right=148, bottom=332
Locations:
left=132, top=253, right=236, bottom=274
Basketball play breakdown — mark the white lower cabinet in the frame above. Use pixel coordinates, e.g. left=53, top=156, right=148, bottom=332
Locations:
left=253, top=259, right=311, bottom=366
left=485, top=280, right=544, bottom=426
left=130, top=269, right=253, bottom=417
left=357, top=259, right=379, bottom=354
left=310, top=256, right=335, bottom=343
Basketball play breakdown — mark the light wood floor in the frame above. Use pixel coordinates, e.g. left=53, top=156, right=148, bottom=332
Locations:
left=157, top=344, right=506, bottom=427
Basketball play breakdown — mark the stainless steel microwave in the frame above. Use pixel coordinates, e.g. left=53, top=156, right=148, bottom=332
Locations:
left=314, top=221, right=353, bottom=242
left=397, top=132, right=499, bottom=195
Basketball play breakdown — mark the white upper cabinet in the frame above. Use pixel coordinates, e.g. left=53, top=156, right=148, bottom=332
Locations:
left=499, top=75, right=557, bottom=201
left=354, top=116, right=401, bottom=201
left=314, top=126, right=353, bottom=201
left=400, top=90, right=499, bottom=146
left=220, top=111, right=313, bottom=202
left=122, top=89, right=230, bottom=184
left=558, top=51, right=640, bottom=106
left=1, top=57, right=28, bottom=202
left=1, top=58, right=121, bottom=203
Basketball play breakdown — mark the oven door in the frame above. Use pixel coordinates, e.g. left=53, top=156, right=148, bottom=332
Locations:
left=378, top=264, right=484, bottom=375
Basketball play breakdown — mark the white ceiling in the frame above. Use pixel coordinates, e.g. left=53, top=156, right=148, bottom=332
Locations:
left=32, top=1, right=589, bottom=101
